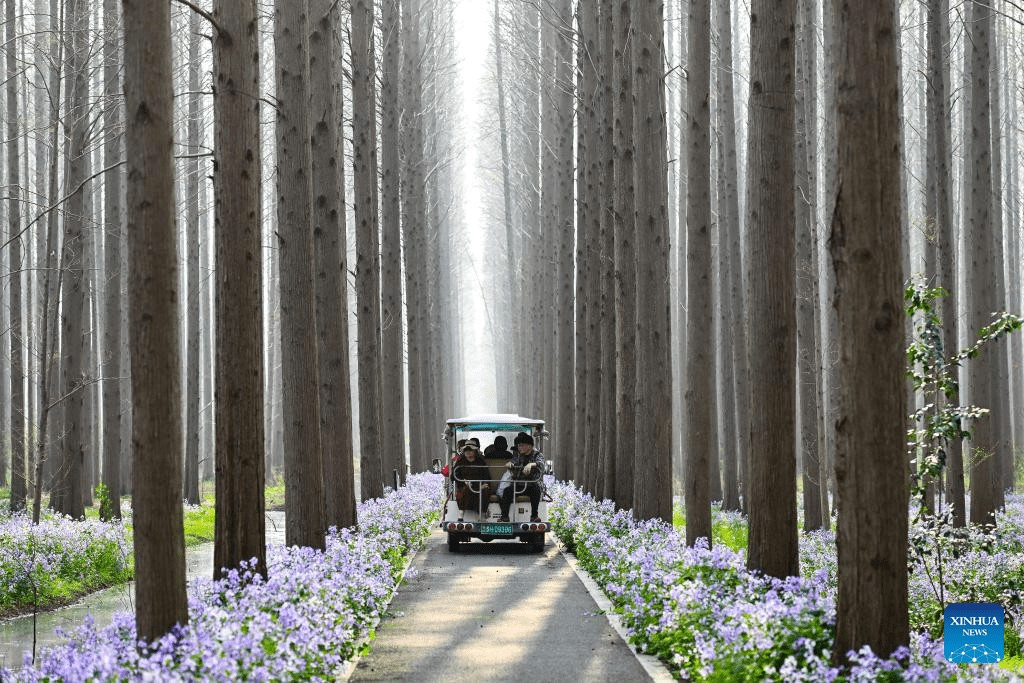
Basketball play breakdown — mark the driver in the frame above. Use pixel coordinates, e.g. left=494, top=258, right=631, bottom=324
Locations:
left=497, top=432, right=545, bottom=523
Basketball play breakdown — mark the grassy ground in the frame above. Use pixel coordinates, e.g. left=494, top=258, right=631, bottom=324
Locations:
left=183, top=496, right=216, bottom=545
left=673, top=504, right=749, bottom=552
left=266, top=483, right=285, bottom=511
left=0, top=483, right=271, bottom=618
left=1001, top=655, right=1023, bottom=672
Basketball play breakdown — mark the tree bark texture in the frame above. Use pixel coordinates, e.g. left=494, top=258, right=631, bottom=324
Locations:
left=966, top=0, right=1000, bottom=527
left=830, top=0, right=909, bottom=660
left=684, top=0, right=712, bottom=543
left=631, top=0, right=673, bottom=523
left=597, top=0, right=616, bottom=501
left=575, top=0, right=598, bottom=489
left=400, top=0, right=428, bottom=473
left=100, top=0, right=122, bottom=520
left=184, top=10, right=202, bottom=507
left=351, top=0, right=384, bottom=501
left=795, top=0, right=823, bottom=532
left=276, top=0, right=325, bottom=546
left=552, top=0, right=575, bottom=479
left=53, top=0, right=90, bottom=520
left=380, top=0, right=406, bottom=487
left=7, top=0, right=25, bottom=511
left=745, top=0, right=799, bottom=578
left=612, top=0, right=636, bottom=510
left=124, top=0, right=189, bottom=640
left=310, top=0, right=356, bottom=529
left=494, top=0, right=517, bottom=412
left=213, top=0, right=268, bottom=576
left=721, top=0, right=750, bottom=515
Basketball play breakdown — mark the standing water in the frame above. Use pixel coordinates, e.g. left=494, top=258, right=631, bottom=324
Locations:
left=0, top=511, right=286, bottom=671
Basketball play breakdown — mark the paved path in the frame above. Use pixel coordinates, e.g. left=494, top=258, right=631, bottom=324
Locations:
left=345, top=529, right=664, bottom=683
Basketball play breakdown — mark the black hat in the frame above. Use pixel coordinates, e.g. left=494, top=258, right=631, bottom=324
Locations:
left=460, top=442, right=479, bottom=454
left=494, top=435, right=508, bottom=449
left=514, top=431, right=534, bottom=446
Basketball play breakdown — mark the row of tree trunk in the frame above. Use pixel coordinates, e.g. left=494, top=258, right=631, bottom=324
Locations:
left=479, top=0, right=1021, bottom=664
left=2, top=0, right=468, bottom=643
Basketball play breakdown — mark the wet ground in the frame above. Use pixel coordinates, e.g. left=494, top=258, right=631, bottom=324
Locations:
left=0, top=511, right=286, bottom=671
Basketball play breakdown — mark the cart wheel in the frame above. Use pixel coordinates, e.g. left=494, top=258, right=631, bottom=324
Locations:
left=530, top=537, right=545, bottom=553
left=447, top=534, right=460, bottom=552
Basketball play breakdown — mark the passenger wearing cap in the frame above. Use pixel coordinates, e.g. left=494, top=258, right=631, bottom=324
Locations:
left=453, top=441, right=491, bottom=519
left=497, top=432, right=545, bottom=523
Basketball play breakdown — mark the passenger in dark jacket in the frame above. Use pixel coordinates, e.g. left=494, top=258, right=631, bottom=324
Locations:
left=454, top=443, right=492, bottom=517
left=498, top=432, right=545, bottom=522
left=486, top=435, right=512, bottom=460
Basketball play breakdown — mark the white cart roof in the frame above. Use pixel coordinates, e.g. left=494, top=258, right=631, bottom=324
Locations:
left=445, top=414, right=545, bottom=431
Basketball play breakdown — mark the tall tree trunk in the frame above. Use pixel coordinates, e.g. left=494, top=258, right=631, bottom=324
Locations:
left=494, top=0, right=516, bottom=409
left=720, top=0, right=749, bottom=515
left=632, top=0, right=672, bottom=523
left=716, top=0, right=742, bottom=510
left=213, top=0, right=268, bottom=576
left=830, top=0, right=908, bottom=660
left=684, top=0, right=712, bottom=543
left=277, top=0, right=325, bottom=545
left=100, top=0, right=122, bottom=520
left=552, top=0, right=575, bottom=478
left=400, top=0, right=426, bottom=473
left=967, top=0, right=1000, bottom=527
left=674, top=0, right=690, bottom=506
left=612, top=0, right=635, bottom=510
left=745, top=0, right=798, bottom=578
left=351, top=0, right=384, bottom=501
left=33, top=99, right=62, bottom=525
left=81, top=144, right=96, bottom=509
left=939, top=0, right=964, bottom=526
left=575, top=0, right=598, bottom=489
left=310, top=0, right=356, bottom=528
left=183, top=9, right=202, bottom=506
left=597, top=0, right=615, bottom=501
left=7, top=0, right=26, bottom=511
left=1008, top=50, right=1023, bottom=482
left=124, top=0, right=188, bottom=641
left=795, top=0, right=823, bottom=532
left=380, top=0, right=406, bottom=487
left=821, top=0, right=840, bottom=514
left=715, top=18, right=741, bottom=509
left=53, top=0, right=90, bottom=520
left=989, top=31, right=1012, bottom=498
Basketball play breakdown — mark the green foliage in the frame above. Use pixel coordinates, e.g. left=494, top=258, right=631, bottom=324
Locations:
left=0, top=518, right=134, bottom=616
left=1005, top=621, right=1022, bottom=661
left=905, top=277, right=1023, bottom=639
left=183, top=498, right=216, bottom=546
left=95, top=482, right=114, bottom=521
left=673, top=501, right=749, bottom=552
left=904, top=276, right=1023, bottom=513
left=265, top=484, right=286, bottom=511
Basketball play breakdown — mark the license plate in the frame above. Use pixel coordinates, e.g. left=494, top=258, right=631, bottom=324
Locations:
left=480, top=523, right=513, bottom=536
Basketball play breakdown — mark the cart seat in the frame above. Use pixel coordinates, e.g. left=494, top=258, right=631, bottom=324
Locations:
left=486, top=494, right=531, bottom=502
left=483, top=456, right=532, bottom=503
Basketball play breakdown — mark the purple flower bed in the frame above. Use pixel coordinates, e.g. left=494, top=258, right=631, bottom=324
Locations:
left=3, top=473, right=443, bottom=682
left=0, top=512, right=133, bottom=615
left=548, top=481, right=1022, bottom=682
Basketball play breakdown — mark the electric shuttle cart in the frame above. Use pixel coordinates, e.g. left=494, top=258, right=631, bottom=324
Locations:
left=437, top=414, right=552, bottom=553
